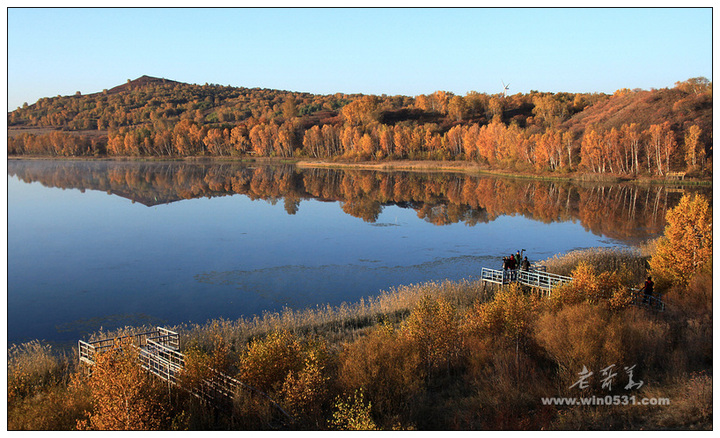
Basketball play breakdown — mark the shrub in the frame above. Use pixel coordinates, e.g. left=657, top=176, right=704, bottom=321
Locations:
left=330, top=389, right=378, bottom=431
left=180, top=330, right=236, bottom=392
left=534, top=303, right=615, bottom=389
left=8, top=341, right=67, bottom=402
left=665, top=262, right=712, bottom=319
left=78, top=338, right=169, bottom=430
left=401, top=295, right=463, bottom=374
left=236, top=330, right=304, bottom=393
left=602, top=307, right=671, bottom=375
left=337, top=322, right=424, bottom=425
left=465, top=283, right=539, bottom=350
left=280, top=348, right=331, bottom=428
left=547, top=261, right=634, bottom=312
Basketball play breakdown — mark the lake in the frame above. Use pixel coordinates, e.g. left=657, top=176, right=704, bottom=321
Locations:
left=7, top=159, right=701, bottom=347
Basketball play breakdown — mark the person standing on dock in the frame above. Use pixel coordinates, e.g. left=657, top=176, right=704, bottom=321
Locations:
left=641, top=276, right=654, bottom=304
left=521, top=256, right=530, bottom=271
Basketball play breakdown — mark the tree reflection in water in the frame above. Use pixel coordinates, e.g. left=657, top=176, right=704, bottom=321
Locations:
left=8, top=159, right=708, bottom=243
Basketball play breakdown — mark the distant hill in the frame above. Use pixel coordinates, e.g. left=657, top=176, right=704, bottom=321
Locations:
left=7, top=76, right=712, bottom=177
left=101, top=75, right=183, bottom=95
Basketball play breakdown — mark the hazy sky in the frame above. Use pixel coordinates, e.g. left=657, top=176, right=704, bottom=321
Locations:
left=6, top=7, right=713, bottom=110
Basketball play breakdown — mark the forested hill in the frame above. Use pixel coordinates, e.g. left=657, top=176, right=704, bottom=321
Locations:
left=7, top=76, right=712, bottom=178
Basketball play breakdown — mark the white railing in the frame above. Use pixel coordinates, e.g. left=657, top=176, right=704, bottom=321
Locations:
left=481, top=267, right=571, bottom=291
left=78, top=327, right=180, bottom=365
left=480, top=267, right=664, bottom=311
left=517, top=269, right=573, bottom=291
left=77, top=326, right=294, bottom=422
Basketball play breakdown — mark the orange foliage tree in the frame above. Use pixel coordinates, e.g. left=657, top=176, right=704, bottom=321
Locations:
left=649, top=193, right=712, bottom=287
left=78, top=339, right=167, bottom=430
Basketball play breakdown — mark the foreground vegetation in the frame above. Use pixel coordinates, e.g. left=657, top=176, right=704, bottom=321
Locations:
left=8, top=194, right=712, bottom=430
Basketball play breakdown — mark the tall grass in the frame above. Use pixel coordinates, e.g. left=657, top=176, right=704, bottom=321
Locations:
left=7, top=245, right=712, bottom=430
left=179, top=278, right=491, bottom=350
left=540, top=246, right=649, bottom=284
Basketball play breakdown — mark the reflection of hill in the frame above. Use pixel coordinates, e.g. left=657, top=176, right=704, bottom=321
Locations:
left=9, top=160, right=709, bottom=242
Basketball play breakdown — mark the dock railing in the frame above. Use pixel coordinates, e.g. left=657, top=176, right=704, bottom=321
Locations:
left=78, top=326, right=294, bottom=423
left=78, top=327, right=180, bottom=365
left=480, top=267, right=572, bottom=292
left=481, top=267, right=664, bottom=311
left=518, top=269, right=573, bottom=291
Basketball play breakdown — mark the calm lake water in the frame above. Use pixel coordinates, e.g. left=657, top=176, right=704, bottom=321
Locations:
left=7, top=159, right=703, bottom=346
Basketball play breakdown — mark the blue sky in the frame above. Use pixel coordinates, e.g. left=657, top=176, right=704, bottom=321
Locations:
left=6, top=7, right=713, bottom=110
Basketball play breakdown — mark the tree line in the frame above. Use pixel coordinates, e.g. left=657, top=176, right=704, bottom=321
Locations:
left=8, top=77, right=712, bottom=176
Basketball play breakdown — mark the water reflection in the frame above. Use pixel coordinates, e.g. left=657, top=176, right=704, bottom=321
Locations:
left=8, top=159, right=706, bottom=242
left=9, top=159, right=708, bottom=345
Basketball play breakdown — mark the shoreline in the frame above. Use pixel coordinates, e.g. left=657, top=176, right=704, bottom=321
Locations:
left=8, top=154, right=713, bottom=186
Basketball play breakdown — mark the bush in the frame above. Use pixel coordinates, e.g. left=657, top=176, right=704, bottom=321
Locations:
left=534, top=303, right=615, bottom=389
left=77, top=338, right=169, bottom=430
left=236, top=330, right=305, bottom=393
left=547, top=261, right=634, bottom=312
left=337, top=322, right=424, bottom=426
left=7, top=341, right=91, bottom=430
left=8, top=341, right=67, bottom=402
left=280, top=348, right=332, bottom=428
left=465, top=283, right=539, bottom=350
left=401, top=295, right=463, bottom=374
left=330, top=389, right=378, bottom=430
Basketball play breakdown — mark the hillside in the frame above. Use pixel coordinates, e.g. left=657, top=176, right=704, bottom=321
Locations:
left=562, top=84, right=712, bottom=149
left=7, top=76, right=712, bottom=178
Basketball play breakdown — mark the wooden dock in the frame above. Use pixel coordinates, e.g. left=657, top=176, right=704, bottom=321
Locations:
left=78, top=327, right=293, bottom=422
left=481, top=267, right=573, bottom=292
left=480, top=267, right=665, bottom=311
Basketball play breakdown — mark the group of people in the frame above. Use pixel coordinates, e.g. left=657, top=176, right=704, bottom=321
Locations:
left=502, top=250, right=530, bottom=271
left=498, top=251, right=658, bottom=308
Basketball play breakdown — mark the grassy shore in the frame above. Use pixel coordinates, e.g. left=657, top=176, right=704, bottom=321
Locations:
left=7, top=245, right=712, bottom=430
left=9, top=154, right=712, bottom=185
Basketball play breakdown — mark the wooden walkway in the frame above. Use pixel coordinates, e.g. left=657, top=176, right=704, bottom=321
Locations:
left=78, top=327, right=293, bottom=422
left=481, top=267, right=573, bottom=292
left=480, top=267, right=665, bottom=311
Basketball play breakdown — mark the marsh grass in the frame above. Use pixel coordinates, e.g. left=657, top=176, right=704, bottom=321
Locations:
left=178, top=278, right=491, bottom=351
left=540, top=246, right=649, bottom=285
left=7, top=246, right=712, bottom=430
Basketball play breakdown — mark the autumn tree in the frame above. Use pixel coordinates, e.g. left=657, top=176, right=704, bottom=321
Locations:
left=302, top=125, right=323, bottom=158
left=447, top=95, right=468, bottom=121
left=580, top=127, right=603, bottom=173
left=281, top=97, right=298, bottom=119
left=276, top=121, right=296, bottom=157
left=341, top=95, right=380, bottom=126
left=649, top=193, right=712, bottom=287
left=79, top=339, right=167, bottom=430
left=487, top=97, right=504, bottom=123
left=532, top=94, right=568, bottom=128
left=683, top=124, right=704, bottom=169
left=620, top=123, right=642, bottom=175
left=321, top=124, right=341, bottom=157
left=646, top=122, right=676, bottom=175
left=203, top=127, right=228, bottom=156
left=230, top=124, right=251, bottom=154
left=674, top=77, right=712, bottom=95
left=602, top=127, right=620, bottom=174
